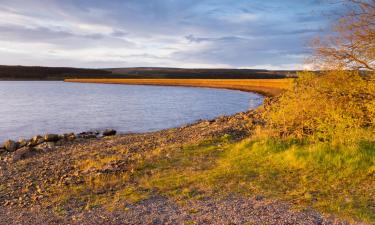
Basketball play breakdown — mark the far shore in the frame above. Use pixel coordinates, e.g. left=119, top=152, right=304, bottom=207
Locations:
left=64, top=78, right=293, bottom=97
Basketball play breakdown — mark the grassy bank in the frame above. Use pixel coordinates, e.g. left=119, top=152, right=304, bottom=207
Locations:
left=138, top=136, right=374, bottom=222
left=49, top=133, right=374, bottom=223
left=64, top=78, right=293, bottom=97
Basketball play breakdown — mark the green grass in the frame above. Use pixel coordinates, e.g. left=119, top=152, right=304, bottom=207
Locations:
left=136, top=135, right=375, bottom=222
left=49, top=134, right=374, bottom=222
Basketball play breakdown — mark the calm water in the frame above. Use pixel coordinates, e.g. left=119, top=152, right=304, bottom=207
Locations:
left=0, top=81, right=263, bottom=142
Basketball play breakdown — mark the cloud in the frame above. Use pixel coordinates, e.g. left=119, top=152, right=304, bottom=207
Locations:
left=0, top=0, right=340, bottom=69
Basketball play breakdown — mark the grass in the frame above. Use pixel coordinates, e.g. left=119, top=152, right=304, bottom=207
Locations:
left=136, top=135, right=374, bottom=222
left=143, top=136, right=375, bottom=222
left=49, top=134, right=375, bottom=223
left=64, top=78, right=293, bottom=97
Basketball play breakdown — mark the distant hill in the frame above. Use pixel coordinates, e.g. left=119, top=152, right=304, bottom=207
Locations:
left=0, top=65, right=298, bottom=80
left=0, top=65, right=112, bottom=80
left=108, top=67, right=297, bottom=79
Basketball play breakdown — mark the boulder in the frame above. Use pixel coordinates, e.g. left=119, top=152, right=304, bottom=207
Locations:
left=67, top=134, right=76, bottom=141
left=103, top=129, right=116, bottom=136
left=3, top=140, right=19, bottom=152
left=18, top=139, right=28, bottom=148
left=29, top=135, right=44, bottom=146
left=44, top=134, right=59, bottom=142
left=77, top=131, right=97, bottom=139
left=59, top=133, right=74, bottom=140
left=58, top=134, right=65, bottom=140
left=12, top=147, right=36, bottom=162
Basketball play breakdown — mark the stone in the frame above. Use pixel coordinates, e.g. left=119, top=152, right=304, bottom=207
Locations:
left=18, top=139, right=28, bottom=148
left=29, top=135, right=44, bottom=146
left=12, top=147, right=35, bottom=162
left=67, top=134, right=76, bottom=141
left=3, top=140, right=19, bottom=152
left=46, top=142, right=55, bottom=148
left=0, top=145, right=5, bottom=153
left=35, top=142, right=55, bottom=151
left=58, top=134, right=65, bottom=140
left=77, top=132, right=97, bottom=139
left=44, top=134, right=59, bottom=142
left=55, top=140, right=64, bottom=146
left=255, top=195, right=265, bottom=201
left=103, top=129, right=116, bottom=136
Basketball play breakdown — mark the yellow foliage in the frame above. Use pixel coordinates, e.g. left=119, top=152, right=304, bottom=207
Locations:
left=262, top=70, right=375, bottom=142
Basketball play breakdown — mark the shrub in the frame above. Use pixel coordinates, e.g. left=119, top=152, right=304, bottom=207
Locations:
left=262, top=70, right=375, bottom=143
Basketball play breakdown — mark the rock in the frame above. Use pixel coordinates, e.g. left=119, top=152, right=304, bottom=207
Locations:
left=44, top=134, right=59, bottom=142
left=35, top=142, right=55, bottom=151
left=3, top=140, right=19, bottom=152
left=59, top=133, right=75, bottom=141
left=46, top=142, right=55, bottom=148
left=255, top=195, right=265, bottom=201
left=29, top=135, right=44, bottom=146
left=55, top=140, right=64, bottom=146
left=58, top=134, right=65, bottom=140
left=32, top=135, right=42, bottom=142
left=103, top=129, right=116, bottom=136
left=77, top=132, right=97, bottom=139
left=0, top=145, right=5, bottom=153
left=67, top=134, right=76, bottom=141
left=18, top=139, right=28, bottom=148
left=12, top=147, right=35, bottom=162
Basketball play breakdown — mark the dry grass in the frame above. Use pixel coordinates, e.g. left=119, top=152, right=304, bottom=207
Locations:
left=64, top=78, right=293, bottom=97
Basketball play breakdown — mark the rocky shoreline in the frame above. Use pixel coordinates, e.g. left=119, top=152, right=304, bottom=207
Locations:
left=0, top=110, right=355, bottom=224
left=0, top=129, right=117, bottom=162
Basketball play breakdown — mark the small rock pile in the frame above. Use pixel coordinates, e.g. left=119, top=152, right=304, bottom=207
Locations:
left=0, top=129, right=117, bottom=156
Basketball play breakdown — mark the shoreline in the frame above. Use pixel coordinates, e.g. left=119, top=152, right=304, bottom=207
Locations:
left=3, top=81, right=347, bottom=224
left=1, top=79, right=274, bottom=144
left=0, top=109, right=351, bottom=224
left=64, top=78, right=292, bottom=97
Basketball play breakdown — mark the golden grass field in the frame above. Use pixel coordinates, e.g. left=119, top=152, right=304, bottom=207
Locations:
left=64, top=78, right=293, bottom=97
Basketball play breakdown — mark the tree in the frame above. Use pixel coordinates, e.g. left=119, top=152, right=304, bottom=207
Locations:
left=262, top=1, right=375, bottom=141
left=312, top=0, right=375, bottom=71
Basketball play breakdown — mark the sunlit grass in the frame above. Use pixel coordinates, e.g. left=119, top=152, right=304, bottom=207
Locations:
left=79, top=154, right=122, bottom=171
left=136, top=135, right=375, bottom=222
left=48, top=132, right=374, bottom=222
left=64, top=78, right=293, bottom=96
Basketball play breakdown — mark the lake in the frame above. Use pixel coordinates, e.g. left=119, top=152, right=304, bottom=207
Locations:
left=0, top=81, right=263, bottom=142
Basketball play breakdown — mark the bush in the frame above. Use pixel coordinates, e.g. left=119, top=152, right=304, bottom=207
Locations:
left=262, top=70, right=375, bottom=143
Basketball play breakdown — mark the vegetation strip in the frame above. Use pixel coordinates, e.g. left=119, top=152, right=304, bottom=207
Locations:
left=64, top=78, right=293, bottom=97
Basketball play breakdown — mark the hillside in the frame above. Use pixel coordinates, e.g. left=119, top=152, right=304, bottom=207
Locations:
left=0, top=65, right=112, bottom=80
left=108, top=67, right=296, bottom=79
left=0, top=65, right=295, bottom=80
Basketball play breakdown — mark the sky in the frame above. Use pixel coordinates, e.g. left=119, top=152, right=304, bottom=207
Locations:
left=0, top=0, right=341, bottom=69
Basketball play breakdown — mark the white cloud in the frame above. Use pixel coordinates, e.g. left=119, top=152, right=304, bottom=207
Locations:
left=0, top=0, right=337, bottom=69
